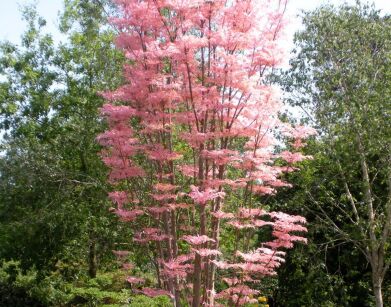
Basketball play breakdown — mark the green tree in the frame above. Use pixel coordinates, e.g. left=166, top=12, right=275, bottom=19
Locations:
left=55, top=0, right=125, bottom=278
left=270, top=142, right=375, bottom=306
left=0, top=1, right=125, bottom=280
left=278, top=3, right=391, bottom=306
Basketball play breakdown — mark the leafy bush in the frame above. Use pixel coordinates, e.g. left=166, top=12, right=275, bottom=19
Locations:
left=128, top=295, right=171, bottom=307
left=0, top=260, right=172, bottom=306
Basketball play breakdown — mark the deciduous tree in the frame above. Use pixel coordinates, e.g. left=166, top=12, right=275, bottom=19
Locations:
left=280, top=3, right=391, bottom=306
left=99, top=0, right=314, bottom=305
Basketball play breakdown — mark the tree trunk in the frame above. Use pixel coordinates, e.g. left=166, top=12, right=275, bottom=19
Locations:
left=88, top=239, right=97, bottom=278
left=192, top=253, right=202, bottom=307
left=357, top=135, right=385, bottom=307
left=373, top=281, right=383, bottom=307
left=192, top=205, right=206, bottom=307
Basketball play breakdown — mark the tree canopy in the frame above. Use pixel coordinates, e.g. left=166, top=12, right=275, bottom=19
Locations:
left=0, top=1, right=390, bottom=306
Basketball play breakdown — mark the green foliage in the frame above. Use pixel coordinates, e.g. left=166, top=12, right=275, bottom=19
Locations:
left=0, top=5, right=56, bottom=137
left=271, top=2, right=391, bottom=306
left=0, top=261, right=171, bottom=306
left=1, top=1, right=390, bottom=306
left=128, top=295, right=171, bottom=307
left=267, top=141, right=377, bottom=306
left=0, top=1, right=125, bottom=278
left=0, top=260, right=71, bottom=306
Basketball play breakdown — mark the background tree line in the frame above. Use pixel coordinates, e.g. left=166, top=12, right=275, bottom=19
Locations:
left=0, top=1, right=389, bottom=306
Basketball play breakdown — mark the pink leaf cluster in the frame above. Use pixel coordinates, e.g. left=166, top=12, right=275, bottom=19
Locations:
left=188, top=185, right=226, bottom=205
left=98, top=0, right=314, bottom=305
left=182, top=235, right=216, bottom=245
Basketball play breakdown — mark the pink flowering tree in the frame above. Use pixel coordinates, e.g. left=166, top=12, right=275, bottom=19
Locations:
left=97, top=0, right=315, bottom=306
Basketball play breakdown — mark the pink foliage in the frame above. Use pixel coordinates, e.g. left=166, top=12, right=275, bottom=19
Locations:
left=193, top=248, right=222, bottom=257
left=154, top=183, right=178, bottom=192
left=182, top=235, right=216, bottom=245
left=108, top=191, right=128, bottom=208
left=126, top=276, right=145, bottom=284
left=210, top=210, right=235, bottom=220
left=114, top=208, right=144, bottom=222
left=279, top=151, right=313, bottom=164
left=188, top=185, right=226, bottom=205
left=162, top=258, right=194, bottom=279
left=98, top=0, right=313, bottom=305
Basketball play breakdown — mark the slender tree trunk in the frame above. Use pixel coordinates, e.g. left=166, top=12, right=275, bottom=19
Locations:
left=80, top=151, right=98, bottom=279
left=357, top=135, right=385, bottom=307
left=162, top=211, right=177, bottom=305
left=373, top=278, right=383, bottom=307
left=192, top=253, right=202, bottom=307
left=88, top=238, right=97, bottom=278
left=192, top=204, right=206, bottom=307
left=207, top=216, right=220, bottom=306
left=172, top=211, right=181, bottom=307
left=192, top=144, right=206, bottom=307
left=205, top=157, right=225, bottom=305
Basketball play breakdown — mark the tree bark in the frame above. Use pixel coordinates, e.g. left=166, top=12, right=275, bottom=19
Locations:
left=373, top=279, right=383, bottom=307
left=357, top=135, right=385, bottom=307
left=88, top=239, right=97, bottom=278
left=192, top=145, right=206, bottom=307
left=192, top=204, right=206, bottom=307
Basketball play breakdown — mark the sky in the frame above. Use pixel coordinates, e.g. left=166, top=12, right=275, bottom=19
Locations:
left=0, top=0, right=390, bottom=45
left=0, top=0, right=389, bottom=131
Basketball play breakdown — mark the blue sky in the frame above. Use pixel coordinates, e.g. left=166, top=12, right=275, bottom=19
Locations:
left=0, top=1, right=63, bottom=43
left=0, top=0, right=390, bottom=45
